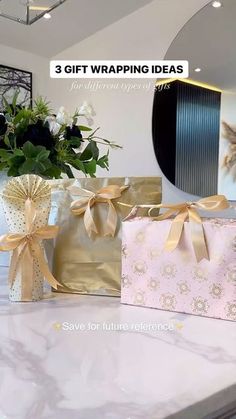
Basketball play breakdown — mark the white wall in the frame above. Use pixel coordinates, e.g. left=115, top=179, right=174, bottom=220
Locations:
left=0, top=43, right=50, bottom=100
left=49, top=0, right=210, bottom=202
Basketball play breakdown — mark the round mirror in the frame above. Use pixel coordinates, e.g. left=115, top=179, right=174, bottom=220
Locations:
left=152, top=0, right=236, bottom=199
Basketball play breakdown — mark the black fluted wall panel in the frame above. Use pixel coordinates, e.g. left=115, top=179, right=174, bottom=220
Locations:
left=175, top=82, right=221, bottom=196
left=152, top=80, right=221, bottom=196
left=152, top=83, right=177, bottom=184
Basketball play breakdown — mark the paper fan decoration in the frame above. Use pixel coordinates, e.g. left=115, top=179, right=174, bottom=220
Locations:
left=2, top=174, right=51, bottom=203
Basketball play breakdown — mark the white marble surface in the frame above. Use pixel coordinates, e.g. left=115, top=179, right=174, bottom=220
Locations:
left=0, top=268, right=236, bottom=419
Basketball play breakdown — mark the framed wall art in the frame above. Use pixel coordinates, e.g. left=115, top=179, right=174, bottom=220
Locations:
left=0, top=65, right=32, bottom=110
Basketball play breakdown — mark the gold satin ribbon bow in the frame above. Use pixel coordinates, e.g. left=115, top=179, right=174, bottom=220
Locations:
left=69, top=184, right=129, bottom=237
left=0, top=198, right=61, bottom=300
left=125, top=195, right=229, bottom=262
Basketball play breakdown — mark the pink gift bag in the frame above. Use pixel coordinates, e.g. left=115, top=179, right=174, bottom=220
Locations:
left=121, top=196, right=236, bottom=321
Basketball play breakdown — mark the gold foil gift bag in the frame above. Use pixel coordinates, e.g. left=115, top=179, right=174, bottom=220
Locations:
left=53, top=177, right=162, bottom=296
left=0, top=175, right=60, bottom=302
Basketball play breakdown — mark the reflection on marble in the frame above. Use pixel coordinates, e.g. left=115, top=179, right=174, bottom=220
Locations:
left=0, top=268, right=236, bottom=419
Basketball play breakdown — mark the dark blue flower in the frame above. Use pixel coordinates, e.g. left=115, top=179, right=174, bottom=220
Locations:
left=66, top=125, right=82, bottom=140
left=17, top=120, right=54, bottom=149
left=0, top=114, right=7, bottom=136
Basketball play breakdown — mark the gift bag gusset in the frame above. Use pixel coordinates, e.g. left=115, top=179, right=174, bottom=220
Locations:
left=43, top=179, right=76, bottom=271
left=53, top=177, right=162, bottom=296
left=121, top=195, right=236, bottom=321
left=0, top=175, right=61, bottom=301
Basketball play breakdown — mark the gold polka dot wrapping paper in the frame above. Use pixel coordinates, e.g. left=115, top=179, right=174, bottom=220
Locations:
left=1, top=175, right=54, bottom=302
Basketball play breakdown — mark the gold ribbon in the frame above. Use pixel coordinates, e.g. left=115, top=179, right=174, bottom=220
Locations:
left=123, top=195, right=229, bottom=262
left=69, top=184, right=129, bottom=237
left=0, top=198, right=61, bottom=300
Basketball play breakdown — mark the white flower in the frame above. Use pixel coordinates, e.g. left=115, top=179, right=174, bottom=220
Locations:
left=56, top=106, right=73, bottom=126
left=45, top=116, right=60, bottom=135
left=78, top=101, right=95, bottom=126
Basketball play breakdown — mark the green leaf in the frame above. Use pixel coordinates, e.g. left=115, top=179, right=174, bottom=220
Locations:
left=36, top=149, right=50, bottom=161
left=35, top=145, right=46, bottom=153
left=2, top=96, right=12, bottom=115
left=0, top=149, right=10, bottom=159
left=62, top=164, right=74, bottom=178
left=54, top=161, right=74, bottom=178
left=7, top=155, right=26, bottom=177
left=97, top=154, right=109, bottom=170
left=0, top=161, right=7, bottom=170
left=5, top=114, right=12, bottom=123
left=33, top=97, right=51, bottom=117
left=40, top=159, right=52, bottom=170
left=8, top=132, right=16, bottom=147
left=13, top=109, right=33, bottom=125
left=22, top=141, right=36, bottom=158
left=9, top=155, right=25, bottom=166
left=80, top=145, right=92, bottom=161
left=3, top=136, right=10, bottom=148
left=80, top=141, right=99, bottom=161
left=18, top=158, right=36, bottom=175
left=43, top=165, right=62, bottom=179
left=12, top=90, right=19, bottom=110
left=67, top=137, right=82, bottom=148
left=84, top=159, right=97, bottom=176
left=34, top=161, right=46, bottom=174
left=90, top=140, right=99, bottom=160
left=71, top=159, right=86, bottom=174
left=13, top=149, right=24, bottom=157
left=78, top=125, right=92, bottom=132
left=7, top=165, right=20, bottom=177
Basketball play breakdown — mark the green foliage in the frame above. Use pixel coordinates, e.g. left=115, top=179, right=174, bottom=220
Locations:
left=67, top=136, right=82, bottom=148
left=78, top=125, right=93, bottom=132
left=2, top=95, right=13, bottom=115
left=0, top=141, right=58, bottom=178
left=33, top=97, right=52, bottom=118
left=97, top=153, right=109, bottom=170
left=80, top=141, right=99, bottom=161
left=0, top=94, right=121, bottom=179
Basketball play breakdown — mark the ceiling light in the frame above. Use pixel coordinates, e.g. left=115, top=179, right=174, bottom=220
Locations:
left=43, top=13, right=51, bottom=19
left=212, top=1, right=222, bottom=8
left=0, top=0, right=67, bottom=25
left=194, top=68, right=202, bottom=72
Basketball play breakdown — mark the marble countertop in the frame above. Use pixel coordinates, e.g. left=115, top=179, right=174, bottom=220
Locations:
left=0, top=268, right=236, bottom=419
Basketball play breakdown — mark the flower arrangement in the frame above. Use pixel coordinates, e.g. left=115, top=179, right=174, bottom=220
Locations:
left=0, top=93, right=120, bottom=178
